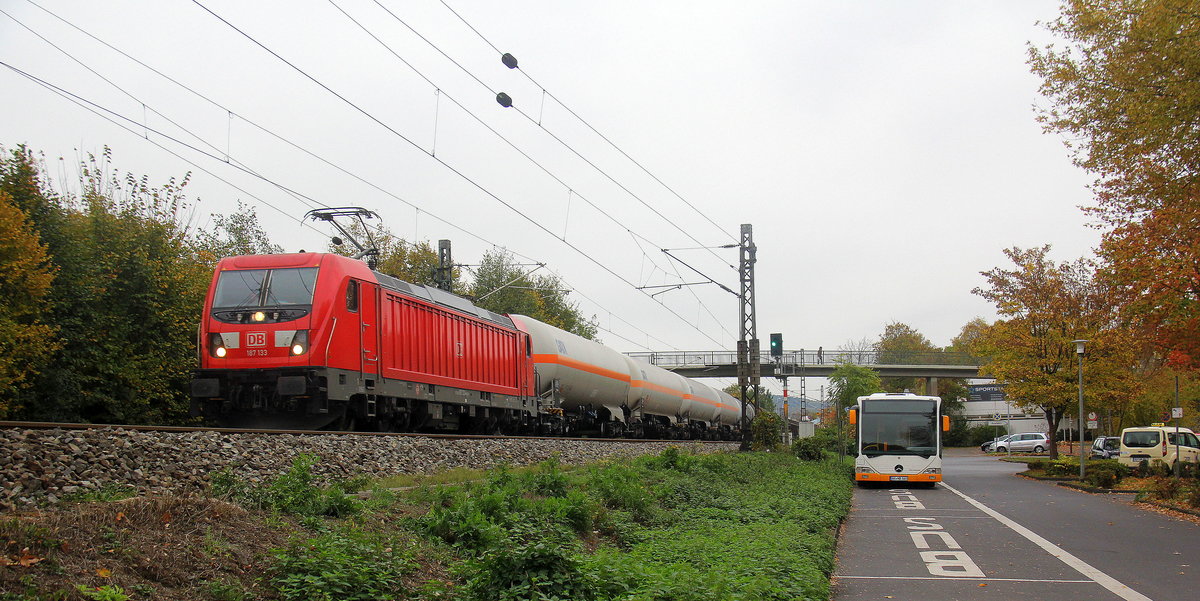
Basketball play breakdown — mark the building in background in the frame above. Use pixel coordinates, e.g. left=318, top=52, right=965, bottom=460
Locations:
left=956, top=383, right=1046, bottom=434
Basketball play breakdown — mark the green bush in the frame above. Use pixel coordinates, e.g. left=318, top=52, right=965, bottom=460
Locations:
left=1153, top=475, right=1183, bottom=501
left=584, top=462, right=654, bottom=517
left=791, top=436, right=824, bottom=461
left=211, top=454, right=361, bottom=518
left=642, top=446, right=699, bottom=471
left=749, top=411, right=784, bottom=451
left=1148, top=461, right=1173, bottom=478
left=1187, top=483, right=1200, bottom=508
left=1044, top=458, right=1079, bottom=477
left=811, top=426, right=854, bottom=455
left=520, top=455, right=569, bottom=497
left=456, top=523, right=602, bottom=601
left=967, top=425, right=1008, bottom=447
left=271, top=527, right=415, bottom=601
left=1084, top=462, right=1125, bottom=488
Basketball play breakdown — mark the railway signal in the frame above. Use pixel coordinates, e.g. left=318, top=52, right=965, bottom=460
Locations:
left=770, top=333, right=782, bottom=358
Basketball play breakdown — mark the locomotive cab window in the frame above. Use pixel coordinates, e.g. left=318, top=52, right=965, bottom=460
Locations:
left=346, top=280, right=359, bottom=312
left=211, top=267, right=318, bottom=323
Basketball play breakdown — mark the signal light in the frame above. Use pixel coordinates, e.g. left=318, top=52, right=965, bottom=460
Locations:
left=770, top=333, right=782, bottom=358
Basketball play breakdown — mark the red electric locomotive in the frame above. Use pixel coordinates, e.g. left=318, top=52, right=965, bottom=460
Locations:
left=190, top=252, right=538, bottom=431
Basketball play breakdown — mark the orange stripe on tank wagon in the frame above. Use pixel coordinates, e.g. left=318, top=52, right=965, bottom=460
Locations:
left=532, top=354, right=631, bottom=382
left=531, top=353, right=737, bottom=411
left=631, top=380, right=687, bottom=399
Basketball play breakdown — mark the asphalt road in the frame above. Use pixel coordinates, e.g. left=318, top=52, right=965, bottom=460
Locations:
left=832, top=448, right=1199, bottom=601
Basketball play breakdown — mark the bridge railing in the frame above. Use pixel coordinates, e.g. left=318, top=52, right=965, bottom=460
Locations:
left=625, top=350, right=981, bottom=368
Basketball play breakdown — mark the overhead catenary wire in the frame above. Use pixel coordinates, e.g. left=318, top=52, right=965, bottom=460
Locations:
left=11, top=0, right=548, bottom=263
left=3, top=3, right=695, bottom=353
left=0, top=5, right=323, bottom=217
left=189, top=0, right=730, bottom=348
left=4, top=13, right=692, bottom=356
left=6, top=1, right=725, bottom=351
left=0, top=61, right=324, bottom=238
left=0, top=61, right=330, bottom=231
left=3, top=57, right=681, bottom=353
left=362, top=0, right=736, bottom=272
left=434, top=0, right=738, bottom=247
left=345, top=0, right=737, bottom=339
left=324, top=0, right=683, bottom=282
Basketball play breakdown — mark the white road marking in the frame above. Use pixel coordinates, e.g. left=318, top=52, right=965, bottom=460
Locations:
left=837, top=575, right=1094, bottom=583
left=940, top=482, right=1152, bottom=601
left=852, top=515, right=995, bottom=519
left=854, top=508, right=979, bottom=511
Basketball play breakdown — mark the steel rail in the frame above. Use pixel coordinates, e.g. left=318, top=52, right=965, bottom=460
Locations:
left=0, top=421, right=733, bottom=444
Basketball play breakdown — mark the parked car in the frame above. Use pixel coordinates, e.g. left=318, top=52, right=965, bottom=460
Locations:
left=981, top=434, right=1013, bottom=452
left=1091, top=436, right=1120, bottom=459
left=1118, top=425, right=1200, bottom=469
left=995, top=432, right=1050, bottom=453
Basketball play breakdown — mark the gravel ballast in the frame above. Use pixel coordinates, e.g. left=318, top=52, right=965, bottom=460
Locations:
left=0, top=427, right=739, bottom=510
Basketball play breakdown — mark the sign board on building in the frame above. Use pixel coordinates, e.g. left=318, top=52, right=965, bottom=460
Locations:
left=1172, top=407, right=1184, bottom=419
left=1087, top=420, right=1098, bottom=429
left=968, top=384, right=1005, bottom=404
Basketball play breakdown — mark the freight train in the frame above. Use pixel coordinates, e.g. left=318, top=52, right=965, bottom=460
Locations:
left=189, top=252, right=747, bottom=438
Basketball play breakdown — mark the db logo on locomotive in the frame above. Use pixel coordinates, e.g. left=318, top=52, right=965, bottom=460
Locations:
left=246, top=332, right=267, bottom=347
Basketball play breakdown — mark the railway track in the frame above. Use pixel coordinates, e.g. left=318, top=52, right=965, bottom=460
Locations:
left=0, top=420, right=732, bottom=444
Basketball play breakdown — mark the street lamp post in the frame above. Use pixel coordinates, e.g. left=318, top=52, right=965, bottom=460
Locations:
left=1072, top=340, right=1087, bottom=479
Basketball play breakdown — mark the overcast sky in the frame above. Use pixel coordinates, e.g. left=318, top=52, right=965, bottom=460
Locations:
left=0, top=1, right=1099, bottom=394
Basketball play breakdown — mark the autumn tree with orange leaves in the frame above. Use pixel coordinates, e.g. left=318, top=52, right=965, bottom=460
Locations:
left=973, top=246, right=1141, bottom=459
left=1030, top=0, right=1200, bottom=369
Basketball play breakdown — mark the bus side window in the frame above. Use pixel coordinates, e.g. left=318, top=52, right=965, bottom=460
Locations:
left=346, top=280, right=359, bottom=312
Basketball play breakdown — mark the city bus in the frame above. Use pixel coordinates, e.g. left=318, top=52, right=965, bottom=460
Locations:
left=848, top=392, right=950, bottom=486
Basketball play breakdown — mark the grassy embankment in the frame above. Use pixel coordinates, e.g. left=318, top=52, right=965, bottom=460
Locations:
left=1, top=448, right=853, bottom=601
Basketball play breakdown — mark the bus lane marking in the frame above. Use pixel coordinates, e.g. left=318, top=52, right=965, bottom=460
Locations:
left=885, top=490, right=985, bottom=578
left=889, top=490, right=924, bottom=509
left=840, top=491, right=1087, bottom=584
left=940, top=482, right=1151, bottom=601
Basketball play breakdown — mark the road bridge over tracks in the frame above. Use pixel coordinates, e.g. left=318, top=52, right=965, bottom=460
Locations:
left=626, top=349, right=982, bottom=381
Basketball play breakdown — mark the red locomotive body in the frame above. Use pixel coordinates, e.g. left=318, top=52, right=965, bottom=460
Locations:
left=191, top=253, right=536, bottom=431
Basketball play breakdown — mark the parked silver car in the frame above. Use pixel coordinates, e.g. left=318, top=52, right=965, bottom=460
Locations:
left=981, top=434, right=1014, bottom=453
left=995, top=432, right=1049, bottom=453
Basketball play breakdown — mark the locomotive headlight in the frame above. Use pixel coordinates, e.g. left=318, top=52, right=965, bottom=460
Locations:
left=208, top=333, right=227, bottom=358
left=253, top=311, right=266, bottom=322
left=290, top=330, right=309, bottom=355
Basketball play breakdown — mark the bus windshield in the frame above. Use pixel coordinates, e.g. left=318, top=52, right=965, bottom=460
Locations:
left=213, top=268, right=319, bottom=308
left=860, top=399, right=937, bottom=458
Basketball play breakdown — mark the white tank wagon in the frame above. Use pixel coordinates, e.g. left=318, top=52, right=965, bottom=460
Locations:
left=510, top=314, right=744, bottom=439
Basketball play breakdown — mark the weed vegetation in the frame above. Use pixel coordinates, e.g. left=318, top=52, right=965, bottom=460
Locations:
left=0, top=448, right=852, bottom=600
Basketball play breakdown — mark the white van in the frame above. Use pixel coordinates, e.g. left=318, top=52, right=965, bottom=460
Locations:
left=1118, top=424, right=1200, bottom=469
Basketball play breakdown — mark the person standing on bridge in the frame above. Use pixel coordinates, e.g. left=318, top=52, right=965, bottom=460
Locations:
left=818, top=346, right=823, bottom=364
